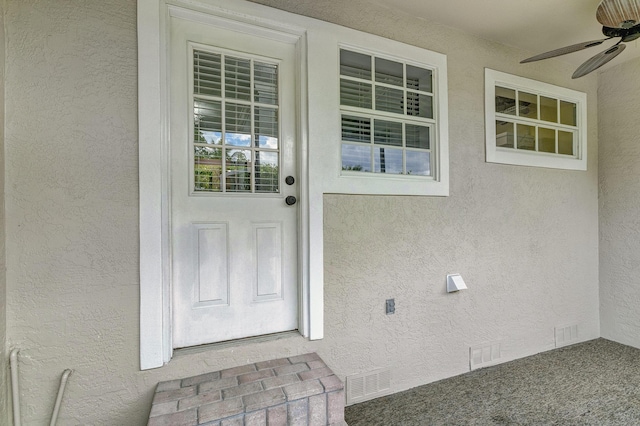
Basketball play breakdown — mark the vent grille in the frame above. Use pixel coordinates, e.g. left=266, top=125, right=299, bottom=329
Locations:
left=469, top=341, right=503, bottom=370
left=346, top=368, right=391, bottom=405
left=555, top=324, right=579, bottom=348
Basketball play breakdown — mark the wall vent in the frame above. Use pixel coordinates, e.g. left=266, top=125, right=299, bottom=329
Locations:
left=469, top=341, right=502, bottom=370
left=555, top=324, right=579, bottom=348
left=345, top=368, right=391, bottom=405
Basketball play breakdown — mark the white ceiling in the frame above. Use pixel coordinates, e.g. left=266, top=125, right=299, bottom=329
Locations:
left=360, top=0, right=640, bottom=75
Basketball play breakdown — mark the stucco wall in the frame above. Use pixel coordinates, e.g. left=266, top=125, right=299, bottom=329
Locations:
left=5, top=0, right=600, bottom=424
left=599, top=57, right=640, bottom=347
left=0, top=1, right=7, bottom=424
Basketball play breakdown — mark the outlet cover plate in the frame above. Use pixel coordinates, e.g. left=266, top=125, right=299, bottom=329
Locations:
left=385, top=299, right=395, bottom=315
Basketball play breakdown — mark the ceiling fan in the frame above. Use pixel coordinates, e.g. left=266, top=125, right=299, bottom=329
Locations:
left=521, top=0, right=640, bottom=78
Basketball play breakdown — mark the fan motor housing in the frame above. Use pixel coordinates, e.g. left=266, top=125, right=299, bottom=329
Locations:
left=602, top=24, right=640, bottom=41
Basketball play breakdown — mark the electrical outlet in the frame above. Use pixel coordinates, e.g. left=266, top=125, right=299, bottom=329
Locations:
left=385, top=299, right=395, bottom=315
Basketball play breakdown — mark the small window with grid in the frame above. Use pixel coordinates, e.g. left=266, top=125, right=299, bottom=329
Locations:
left=485, top=69, right=587, bottom=171
left=191, top=47, right=281, bottom=193
left=339, top=48, right=436, bottom=177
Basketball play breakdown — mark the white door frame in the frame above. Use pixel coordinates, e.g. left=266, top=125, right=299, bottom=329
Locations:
left=138, top=0, right=323, bottom=370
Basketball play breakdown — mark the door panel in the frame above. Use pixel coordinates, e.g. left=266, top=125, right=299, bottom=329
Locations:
left=193, top=223, right=229, bottom=306
left=170, top=15, right=298, bottom=348
left=253, top=222, right=283, bottom=302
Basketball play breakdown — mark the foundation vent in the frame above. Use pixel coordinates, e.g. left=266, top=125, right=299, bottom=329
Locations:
left=555, top=324, right=579, bottom=348
left=345, top=368, right=391, bottom=405
left=470, top=341, right=503, bottom=370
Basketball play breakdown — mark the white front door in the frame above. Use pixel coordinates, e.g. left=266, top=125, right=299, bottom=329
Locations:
left=169, top=14, right=299, bottom=348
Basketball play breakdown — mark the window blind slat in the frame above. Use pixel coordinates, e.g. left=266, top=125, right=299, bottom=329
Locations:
left=194, top=100, right=222, bottom=144
left=254, top=62, right=278, bottom=105
left=225, top=57, right=251, bottom=101
left=340, top=80, right=372, bottom=109
left=341, top=116, right=371, bottom=143
left=255, top=106, right=279, bottom=148
left=375, top=86, right=403, bottom=115
left=406, top=124, right=430, bottom=149
left=406, top=93, right=433, bottom=119
left=194, top=50, right=222, bottom=97
left=374, top=120, right=402, bottom=147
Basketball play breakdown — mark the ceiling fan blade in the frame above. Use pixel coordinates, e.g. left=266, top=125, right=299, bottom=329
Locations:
left=520, top=39, right=611, bottom=63
left=572, top=43, right=626, bottom=78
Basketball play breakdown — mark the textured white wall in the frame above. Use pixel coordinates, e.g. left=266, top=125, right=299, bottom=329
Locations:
left=599, top=57, right=640, bottom=347
left=5, top=0, right=600, bottom=424
left=4, top=1, right=142, bottom=424
left=0, top=2, right=7, bottom=424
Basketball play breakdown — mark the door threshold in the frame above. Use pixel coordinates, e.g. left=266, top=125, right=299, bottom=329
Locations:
left=173, top=330, right=302, bottom=358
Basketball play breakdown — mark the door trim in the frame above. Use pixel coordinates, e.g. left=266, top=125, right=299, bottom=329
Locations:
left=138, top=0, right=322, bottom=370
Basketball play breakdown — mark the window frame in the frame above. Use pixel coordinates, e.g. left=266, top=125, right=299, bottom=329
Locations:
left=189, top=44, right=283, bottom=195
left=338, top=47, right=436, bottom=178
left=328, top=43, right=448, bottom=196
left=485, top=68, right=587, bottom=171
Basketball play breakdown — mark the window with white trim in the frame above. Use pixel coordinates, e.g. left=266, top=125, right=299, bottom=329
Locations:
left=485, top=69, right=587, bottom=171
left=339, top=48, right=435, bottom=177
left=192, top=48, right=281, bottom=194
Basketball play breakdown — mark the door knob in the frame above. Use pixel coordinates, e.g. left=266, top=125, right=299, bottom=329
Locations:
left=285, top=176, right=295, bottom=185
left=285, top=196, right=297, bottom=206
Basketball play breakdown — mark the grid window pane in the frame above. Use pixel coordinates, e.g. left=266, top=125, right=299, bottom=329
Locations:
left=225, top=56, right=251, bottom=101
left=342, top=116, right=371, bottom=143
left=374, top=120, right=402, bottom=147
left=517, top=124, right=535, bottom=151
left=496, top=121, right=514, bottom=148
left=254, top=106, right=278, bottom=148
left=374, top=147, right=402, bottom=174
left=538, top=127, right=556, bottom=153
left=407, top=93, right=433, bottom=119
left=255, top=151, right=279, bottom=193
left=558, top=131, right=574, bottom=155
left=489, top=72, right=584, bottom=170
left=406, top=124, right=430, bottom=149
left=375, top=58, right=403, bottom=86
left=342, top=144, right=371, bottom=172
left=519, top=92, right=537, bottom=119
left=560, top=101, right=577, bottom=126
left=340, top=50, right=372, bottom=79
left=254, top=62, right=278, bottom=105
left=339, top=48, right=436, bottom=177
left=194, top=146, right=223, bottom=192
left=406, top=151, right=430, bottom=176
left=340, top=79, right=372, bottom=109
left=194, top=50, right=221, bottom=97
left=496, top=87, right=516, bottom=115
left=406, top=65, right=432, bottom=92
left=226, top=149, right=252, bottom=192
left=225, top=103, right=251, bottom=147
left=375, top=86, right=404, bottom=114
left=540, top=96, right=558, bottom=123
left=194, top=100, right=222, bottom=144
left=192, top=50, right=283, bottom=193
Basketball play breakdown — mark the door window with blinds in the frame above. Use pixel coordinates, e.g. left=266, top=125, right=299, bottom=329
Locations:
left=191, top=46, right=281, bottom=193
left=339, top=48, right=435, bottom=176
